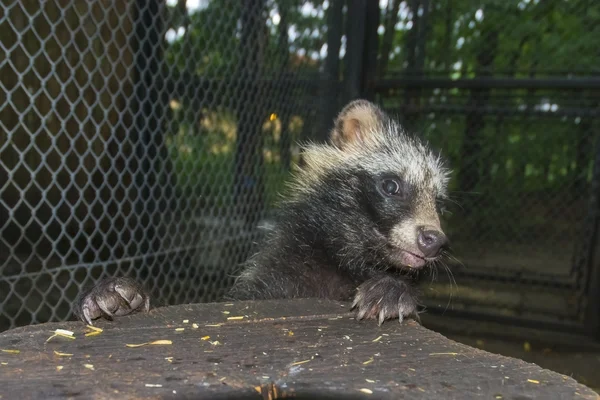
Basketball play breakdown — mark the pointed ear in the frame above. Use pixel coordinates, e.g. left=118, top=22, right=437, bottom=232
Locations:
left=330, top=100, right=386, bottom=149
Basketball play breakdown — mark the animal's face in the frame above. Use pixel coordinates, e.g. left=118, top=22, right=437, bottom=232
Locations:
left=358, top=163, right=448, bottom=269
left=292, top=99, right=450, bottom=269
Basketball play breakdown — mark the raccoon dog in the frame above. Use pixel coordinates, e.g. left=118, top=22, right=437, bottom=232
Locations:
left=74, top=100, right=451, bottom=326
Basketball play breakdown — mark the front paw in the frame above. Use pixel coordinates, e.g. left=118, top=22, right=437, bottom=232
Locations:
left=351, top=276, right=419, bottom=325
left=74, top=277, right=150, bottom=325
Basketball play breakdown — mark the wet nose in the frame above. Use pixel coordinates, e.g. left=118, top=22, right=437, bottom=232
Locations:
left=417, top=227, right=448, bottom=258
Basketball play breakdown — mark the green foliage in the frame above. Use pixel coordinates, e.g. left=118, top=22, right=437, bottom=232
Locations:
left=165, top=0, right=242, bottom=77
left=376, top=0, right=599, bottom=241
left=160, top=0, right=598, bottom=242
left=162, top=1, right=326, bottom=213
left=166, top=108, right=298, bottom=211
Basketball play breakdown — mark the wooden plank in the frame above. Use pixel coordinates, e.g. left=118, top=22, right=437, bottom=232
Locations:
left=0, top=299, right=596, bottom=400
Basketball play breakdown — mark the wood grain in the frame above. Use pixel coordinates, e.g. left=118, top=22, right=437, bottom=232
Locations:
left=0, top=299, right=596, bottom=400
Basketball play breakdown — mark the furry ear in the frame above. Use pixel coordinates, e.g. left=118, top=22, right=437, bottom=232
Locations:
left=330, top=99, right=386, bottom=149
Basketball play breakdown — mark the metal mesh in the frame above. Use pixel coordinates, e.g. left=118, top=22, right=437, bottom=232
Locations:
left=0, top=0, right=333, bottom=331
left=371, top=0, right=600, bottom=328
left=2, top=0, right=599, bottom=334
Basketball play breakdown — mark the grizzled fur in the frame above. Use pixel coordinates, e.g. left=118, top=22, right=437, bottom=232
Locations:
left=225, top=100, right=450, bottom=323
left=74, top=99, right=451, bottom=326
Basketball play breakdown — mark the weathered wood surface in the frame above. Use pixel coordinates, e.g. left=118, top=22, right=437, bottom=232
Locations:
left=0, top=299, right=596, bottom=400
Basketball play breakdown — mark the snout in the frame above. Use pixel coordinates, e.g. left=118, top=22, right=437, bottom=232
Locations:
left=388, top=219, right=448, bottom=268
left=417, top=226, right=448, bottom=258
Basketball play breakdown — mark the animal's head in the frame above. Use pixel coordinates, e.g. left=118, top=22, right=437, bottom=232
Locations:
left=290, top=99, right=451, bottom=270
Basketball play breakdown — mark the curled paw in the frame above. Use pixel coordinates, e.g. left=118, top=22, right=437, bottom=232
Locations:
left=73, top=277, right=150, bottom=325
left=351, top=276, right=420, bottom=325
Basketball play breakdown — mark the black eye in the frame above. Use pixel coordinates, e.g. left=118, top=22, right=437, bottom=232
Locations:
left=381, top=178, right=401, bottom=196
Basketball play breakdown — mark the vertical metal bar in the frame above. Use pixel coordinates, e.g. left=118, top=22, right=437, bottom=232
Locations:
left=133, top=0, right=167, bottom=255
left=234, top=0, right=266, bottom=231
left=583, top=130, right=600, bottom=338
left=361, top=0, right=380, bottom=101
left=344, top=0, right=367, bottom=103
left=318, top=0, right=344, bottom=143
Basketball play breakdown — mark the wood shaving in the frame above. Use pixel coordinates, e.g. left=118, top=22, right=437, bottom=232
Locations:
left=372, top=336, right=382, bottom=342
left=85, top=331, right=102, bottom=337
left=359, top=388, right=373, bottom=394
left=0, top=349, right=20, bottom=354
left=226, top=316, right=244, bottom=320
left=54, top=350, right=73, bottom=357
left=86, top=325, right=103, bottom=332
left=365, top=379, right=375, bottom=383
left=201, top=336, right=211, bottom=341
left=290, top=359, right=311, bottom=366
left=183, top=319, right=189, bottom=324
left=125, top=340, right=173, bottom=348
left=527, top=379, right=540, bottom=384
left=84, top=364, right=94, bottom=370
left=362, top=357, right=374, bottom=365
left=46, top=329, right=76, bottom=342
left=175, top=328, right=185, bottom=332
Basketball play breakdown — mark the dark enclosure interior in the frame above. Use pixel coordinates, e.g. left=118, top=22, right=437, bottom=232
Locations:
left=1, top=0, right=600, bottom=373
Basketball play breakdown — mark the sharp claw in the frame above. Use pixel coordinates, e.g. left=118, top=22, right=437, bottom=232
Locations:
left=378, top=312, right=385, bottom=326
left=356, top=308, right=367, bottom=320
left=96, top=298, right=115, bottom=319
left=82, top=306, right=93, bottom=326
left=115, top=286, right=142, bottom=310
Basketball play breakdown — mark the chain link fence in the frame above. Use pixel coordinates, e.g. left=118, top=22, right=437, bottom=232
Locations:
left=1, top=0, right=337, bottom=331
left=370, top=0, right=600, bottom=331
left=2, top=0, right=600, bottom=335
